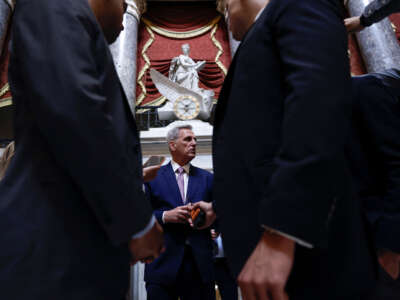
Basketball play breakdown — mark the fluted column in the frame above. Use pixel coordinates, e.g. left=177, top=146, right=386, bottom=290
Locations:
left=0, top=0, right=14, bottom=56
left=109, top=0, right=141, bottom=114
left=347, top=0, right=400, bottom=72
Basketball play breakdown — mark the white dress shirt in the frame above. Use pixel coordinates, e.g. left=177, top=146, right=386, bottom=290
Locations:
left=162, top=160, right=191, bottom=223
left=171, top=160, right=190, bottom=201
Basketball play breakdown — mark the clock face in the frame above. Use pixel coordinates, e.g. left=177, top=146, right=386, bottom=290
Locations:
left=173, top=95, right=200, bottom=120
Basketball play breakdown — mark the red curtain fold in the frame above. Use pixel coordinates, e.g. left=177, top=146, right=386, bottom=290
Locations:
left=144, top=2, right=222, bottom=32
left=136, top=2, right=231, bottom=107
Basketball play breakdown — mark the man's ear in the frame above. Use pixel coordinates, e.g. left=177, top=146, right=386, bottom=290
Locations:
left=169, top=141, right=176, bottom=152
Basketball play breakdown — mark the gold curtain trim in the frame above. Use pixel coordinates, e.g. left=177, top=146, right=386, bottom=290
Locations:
left=136, top=95, right=167, bottom=114
left=0, top=83, right=10, bottom=98
left=141, top=15, right=221, bottom=39
left=210, top=23, right=227, bottom=76
left=136, top=26, right=155, bottom=106
left=0, top=97, right=12, bottom=108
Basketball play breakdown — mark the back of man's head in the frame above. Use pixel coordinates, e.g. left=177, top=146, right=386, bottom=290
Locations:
left=166, top=124, right=193, bottom=144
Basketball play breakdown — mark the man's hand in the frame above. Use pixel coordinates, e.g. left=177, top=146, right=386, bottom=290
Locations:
left=164, top=205, right=192, bottom=224
left=189, top=201, right=216, bottom=229
left=344, top=16, right=364, bottom=34
left=129, top=221, right=164, bottom=264
left=143, top=165, right=161, bottom=183
left=378, top=249, right=400, bottom=280
left=238, top=230, right=295, bottom=300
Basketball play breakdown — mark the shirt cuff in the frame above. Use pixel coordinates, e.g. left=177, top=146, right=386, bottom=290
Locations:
left=162, top=211, right=166, bottom=224
left=262, top=225, right=314, bottom=249
left=131, top=215, right=156, bottom=239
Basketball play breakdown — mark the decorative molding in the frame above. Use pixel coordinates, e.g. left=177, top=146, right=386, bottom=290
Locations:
left=141, top=15, right=221, bottom=39
left=126, top=0, right=141, bottom=20
left=216, top=0, right=227, bottom=15
left=133, top=0, right=147, bottom=16
left=0, top=97, right=12, bottom=108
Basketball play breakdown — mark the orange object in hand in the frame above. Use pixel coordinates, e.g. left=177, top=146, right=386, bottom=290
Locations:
left=190, top=207, right=206, bottom=228
left=191, top=207, right=201, bottom=220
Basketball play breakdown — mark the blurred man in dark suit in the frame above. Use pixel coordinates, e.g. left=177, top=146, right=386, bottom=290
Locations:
left=196, top=0, right=375, bottom=299
left=348, top=70, right=400, bottom=299
left=0, top=0, right=163, bottom=299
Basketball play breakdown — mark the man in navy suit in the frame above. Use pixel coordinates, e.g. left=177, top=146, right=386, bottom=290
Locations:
left=348, top=70, right=400, bottom=299
left=0, top=0, right=163, bottom=299
left=144, top=124, right=215, bottom=300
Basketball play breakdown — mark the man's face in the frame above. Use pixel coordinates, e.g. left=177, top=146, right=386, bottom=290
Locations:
left=99, top=0, right=127, bottom=44
left=170, top=129, right=197, bottom=164
left=227, top=0, right=267, bottom=41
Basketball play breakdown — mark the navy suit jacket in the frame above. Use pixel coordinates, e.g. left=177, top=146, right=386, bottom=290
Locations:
left=0, top=0, right=153, bottom=299
left=348, top=70, right=400, bottom=253
left=212, top=0, right=375, bottom=298
left=144, top=163, right=214, bottom=285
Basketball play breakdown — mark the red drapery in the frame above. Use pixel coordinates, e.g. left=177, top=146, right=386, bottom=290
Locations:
left=136, top=2, right=231, bottom=107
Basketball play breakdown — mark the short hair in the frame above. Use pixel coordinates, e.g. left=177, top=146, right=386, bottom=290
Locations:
left=0, top=141, right=15, bottom=181
left=166, top=124, right=193, bottom=142
left=181, top=43, right=190, bottom=50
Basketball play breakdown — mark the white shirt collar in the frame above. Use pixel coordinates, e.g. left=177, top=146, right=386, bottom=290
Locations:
left=171, top=160, right=190, bottom=174
left=254, top=5, right=267, bottom=22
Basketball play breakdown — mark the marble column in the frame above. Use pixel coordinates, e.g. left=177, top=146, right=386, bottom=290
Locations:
left=0, top=0, right=14, bottom=57
left=109, top=0, right=141, bottom=114
left=347, top=0, right=400, bottom=72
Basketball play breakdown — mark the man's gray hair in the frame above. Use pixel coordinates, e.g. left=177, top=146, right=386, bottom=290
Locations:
left=166, top=124, right=193, bottom=142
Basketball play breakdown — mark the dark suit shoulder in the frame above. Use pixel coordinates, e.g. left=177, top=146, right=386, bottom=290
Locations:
left=190, top=165, right=213, bottom=178
left=16, top=0, right=98, bottom=32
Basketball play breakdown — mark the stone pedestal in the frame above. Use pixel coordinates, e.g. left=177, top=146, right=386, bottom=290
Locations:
left=347, top=0, right=400, bottom=72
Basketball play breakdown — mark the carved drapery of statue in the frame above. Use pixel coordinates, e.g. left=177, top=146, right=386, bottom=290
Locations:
left=169, top=44, right=205, bottom=91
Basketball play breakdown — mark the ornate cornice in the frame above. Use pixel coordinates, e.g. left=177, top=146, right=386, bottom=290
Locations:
left=125, top=0, right=140, bottom=20
left=216, top=0, right=227, bottom=15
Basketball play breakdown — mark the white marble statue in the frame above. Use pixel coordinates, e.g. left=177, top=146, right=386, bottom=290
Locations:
left=169, top=43, right=205, bottom=91
left=150, top=43, right=215, bottom=121
left=168, top=44, right=214, bottom=109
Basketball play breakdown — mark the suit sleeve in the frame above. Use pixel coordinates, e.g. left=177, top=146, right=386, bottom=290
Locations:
left=259, top=0, right=352, bottom=246
left=360, top=74, right=400, bottom=252
left=144, top=183, right=165, bottom=225
left=361, top=0, right=400, bottom=27
left=11, top=1, right=153, bottom=246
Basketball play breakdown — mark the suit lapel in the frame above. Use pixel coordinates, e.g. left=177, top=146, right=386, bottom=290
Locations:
left=186, top=166, right=199, bottom=204
left=163, top=163, right=185, bottom=206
